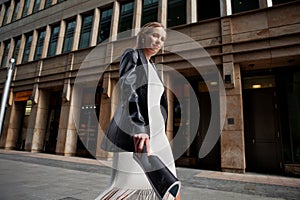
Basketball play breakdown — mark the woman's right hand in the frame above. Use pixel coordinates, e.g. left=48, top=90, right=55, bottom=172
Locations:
left=133, top=133, right=150, bottom=156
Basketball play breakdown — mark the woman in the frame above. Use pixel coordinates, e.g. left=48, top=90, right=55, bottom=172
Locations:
left=98, top=22, right=180, bottom=200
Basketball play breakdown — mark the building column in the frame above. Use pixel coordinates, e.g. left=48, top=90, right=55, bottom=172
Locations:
left=55, top=99, right=69, bottom=155
left=30, top=90, right=50, bottom=152
left=158, top=0, right=167, bottom=27
left=17, top=0, right=25, bottom=20
left=221, top=0, right=232, bottom=16
left=17, top=34, right=26, bottom=64
left=132, top=0, right=142, bottom=35
left=96, top=72, right=114, bottom=159
left=5, top=101, right=24, bottom=150
left=7, top=38, right=15, bottom=66
left=90, top=8, right=100, bottom=47
left=110, top=1, right=120, bottom=42
left=0, top=106, right=12, bottom=148
left=56, top=53, right=75, bottom=155
left=6, top=0, right=14, bottom=25
left=187, top=0, right=197, bottom=24
left=41, top=25, right=51, bottom=58
left=220, top=16, right=246, bottom=173
left=28, top=30, right=38, bottom=62
left=221, top=64, right=246, bottom=173
left=259, top=0, right=271, bottom=8
left=72, top=14, right=82, bottom=51
left=39, top=0, right=46, bottom=10
left=27, top=0, right=35, bottom=16
left=266, top=0, right=273, bottom=7
left=52, top=0, right=58, bottom=5
left=24, top=61, right=43, bottom=151
left=63, top=85, right=82, bottom=156
left=0, top=42, right=4, bottom=65
left=56, top=20, right=66, bottom=55
left=0, top=4, right=6, bottom=27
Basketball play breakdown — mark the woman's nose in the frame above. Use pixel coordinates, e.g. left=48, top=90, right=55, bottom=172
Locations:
left=155, top=38, right=161, bottom=44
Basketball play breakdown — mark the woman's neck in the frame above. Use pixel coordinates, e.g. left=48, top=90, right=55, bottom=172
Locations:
left=142, top=49, right=152, bottom=61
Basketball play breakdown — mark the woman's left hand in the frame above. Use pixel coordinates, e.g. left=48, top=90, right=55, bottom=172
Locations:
left=133, top=133, right=150, bottom=156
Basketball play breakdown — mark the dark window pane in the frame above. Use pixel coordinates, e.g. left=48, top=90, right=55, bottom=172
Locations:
left=63, top=20, right=76, bottom=53
left=167, top=0, right=186, bottom=27
left=273, top=0, right=297, bottom=5
left=22, top=34, right=33, bottom=63
left=22, top=0, right=31, bottom=17
left=45, top=0, right=52, bottom=8
left=79, top=14, right=94, bottom=49
left=98, top=7, right=112, bottom=43
left=1, top=41, right=10, bottom=68
left=13, top=37, right=22, bottom=61
left=197, top=0, right=220, bottom=21
left=118, top=1, right=134, bottom=38
left=2, top=3, right=11, bottom=25
left=141, top=0, right=158, bottom=26
left=12, top=0, right=20, bottom=22
left=34, top=29, right=46, bottom=60
left=48, top=25, right=60, bottom=57
left=33, top=0, right=41, bottom=13
left=231, top=0, right=259, bottom=14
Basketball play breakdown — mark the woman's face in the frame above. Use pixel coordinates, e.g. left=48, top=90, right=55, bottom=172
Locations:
left=143, top=27, right=166, bottom=57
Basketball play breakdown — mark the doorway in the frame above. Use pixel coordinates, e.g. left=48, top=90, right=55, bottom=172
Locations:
left=44, top=91, right=61, bottom=154
left=243, top=75, right=283, bottom=174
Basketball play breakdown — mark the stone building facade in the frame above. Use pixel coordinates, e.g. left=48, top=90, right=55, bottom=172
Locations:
left=0, top=0, right=299, bottom=175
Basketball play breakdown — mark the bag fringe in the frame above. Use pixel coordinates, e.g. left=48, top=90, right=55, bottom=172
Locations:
left=98, top=188, right=158, bottom=200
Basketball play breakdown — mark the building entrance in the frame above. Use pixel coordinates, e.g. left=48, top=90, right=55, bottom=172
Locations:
left=44, top=91, right=61, bottom=154
left=15, top=100, right=32, bottom=150
left=243, top=75, right=283, bottom=174
left=174, top=79, right=221, bottom=170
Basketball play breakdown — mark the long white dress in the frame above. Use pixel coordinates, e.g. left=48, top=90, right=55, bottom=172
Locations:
left=96, top=62, right=177, bottom=200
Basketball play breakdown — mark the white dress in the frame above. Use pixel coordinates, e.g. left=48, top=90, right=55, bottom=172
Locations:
left=96, top=62, right=177, bottom=200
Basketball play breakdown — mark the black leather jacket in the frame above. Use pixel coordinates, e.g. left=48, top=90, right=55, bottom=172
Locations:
left=101, top=49, right=168, bottom=152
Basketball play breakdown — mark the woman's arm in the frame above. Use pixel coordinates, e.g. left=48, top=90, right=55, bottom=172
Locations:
left=119, top=49, right=150, bottom=154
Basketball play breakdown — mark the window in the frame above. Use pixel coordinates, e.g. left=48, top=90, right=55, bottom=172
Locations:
left=273, top=0, right=297, bottom=5
left=22, top=33, right=33, bottom=63
left=231, top=0, right=259, bottom=14
left=167, top=0, right=186, bottom=27
left=47, top=25, right=60, bottom=57
left=13, top=36, right=21, bottom=61
left=34, top=29, right=46, bottom=60
left=98, top=7, right=113, bottom=43
left=58, top=0, right=64, bottom=3
left=33, top=0, right=41, bottom=13
left=45, top=0, right=52, bottom=8
left=197, top=0, right=220, bottom=21
left=118, top=1, right=134, bottom=38
left=22, top=0, right=31, bottom=17
left=141, top=0, right=158, bottom=26
left=63, top=20, right=76, bottom=53
left=12, top=0, right=20, bottom=22
left=2, top=2, right=11, bottom=26
left=79, top=13, right=94, bottom=49
left=1, top=41, right=10, bottom=68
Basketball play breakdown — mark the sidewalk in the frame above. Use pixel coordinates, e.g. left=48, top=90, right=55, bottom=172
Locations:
left=0, top=149, right=299, bottom=200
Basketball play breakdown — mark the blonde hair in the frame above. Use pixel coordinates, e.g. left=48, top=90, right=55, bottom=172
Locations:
left=137, top=22, right=166, bottom=49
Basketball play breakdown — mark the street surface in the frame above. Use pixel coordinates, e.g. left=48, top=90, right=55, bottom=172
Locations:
left=0, top=150, right=299, bottom=200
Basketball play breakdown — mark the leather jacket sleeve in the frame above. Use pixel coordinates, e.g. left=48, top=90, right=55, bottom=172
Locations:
left=119, top=49, right=149, bottom=136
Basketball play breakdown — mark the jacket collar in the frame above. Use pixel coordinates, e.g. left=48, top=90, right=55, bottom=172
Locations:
left=136, top=48, right=149, bottom=77
left=136, top=48, right=164, bottom=83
